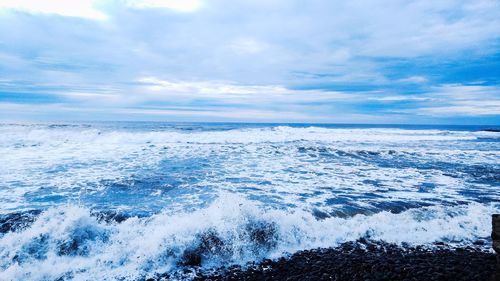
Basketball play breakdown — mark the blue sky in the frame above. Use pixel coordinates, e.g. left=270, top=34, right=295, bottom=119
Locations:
left=0, top=0, right=499, bottom=124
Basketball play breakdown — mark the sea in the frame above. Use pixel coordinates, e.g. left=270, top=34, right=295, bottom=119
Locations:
left=0, top=122, right=499, bottom=280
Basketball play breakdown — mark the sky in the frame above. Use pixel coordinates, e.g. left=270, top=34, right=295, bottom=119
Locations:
left=0, top=0, right=499, bottom=124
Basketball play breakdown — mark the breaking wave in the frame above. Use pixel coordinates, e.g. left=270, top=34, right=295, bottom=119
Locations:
left=0, top=193, right=497, bottom=280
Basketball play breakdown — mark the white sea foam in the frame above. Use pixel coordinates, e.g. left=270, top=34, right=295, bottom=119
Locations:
left=0, top=125, right=498, bottom=214
left=0, top=193, right=497, bottom=281
left=0, top=124, right=498, bottom=279
left=0, top=124, right=493, bottom=146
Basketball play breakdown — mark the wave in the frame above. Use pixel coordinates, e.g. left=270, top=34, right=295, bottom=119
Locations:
left=1, top=125, right=496, bottom=147
left=0, top=124, right=498, bottom=279
left=0, top=193, right=496, bottom=281
left=0, top=125, right=498, bottom=215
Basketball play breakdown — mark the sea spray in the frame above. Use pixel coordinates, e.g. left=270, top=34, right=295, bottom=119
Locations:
left=0, top=193, right=497, bottom=280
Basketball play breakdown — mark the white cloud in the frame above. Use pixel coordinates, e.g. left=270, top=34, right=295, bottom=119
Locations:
left=0, top=1, right=499, bottom=123
left=120, top=108, right=310, bottom=120
left=1, top=0, right=500, bottom=87
left=431, top=84, right=500, bottom=100
left=370, top=95, right=432, bottom=102
left=416, top=104, right=500, bottom=116
left=397, top=76, right=428, bottom=84
left=229, top=38, right=267, bottom=55
left=0, top=102, right=410, bottom=123
left=0, top=0, right=204, bottom=19
left=0, top=0, right=107, bottom=19
left=397, top=84, right=500, bottom=116
left=125, top=0, right=202, bottom=12
left=135, top=77, right=354, bottom=104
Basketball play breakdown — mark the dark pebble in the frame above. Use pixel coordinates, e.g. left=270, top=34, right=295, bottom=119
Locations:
left=153, top=240, right=498, bottom=281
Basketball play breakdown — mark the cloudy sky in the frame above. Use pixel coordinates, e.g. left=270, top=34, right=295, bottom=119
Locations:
left=0, top=0, right=499, bottom=124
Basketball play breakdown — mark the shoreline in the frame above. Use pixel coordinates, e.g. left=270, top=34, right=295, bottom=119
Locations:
left=2, top=211, right=498, bottom=281
left=154, top=240, right=497, bottom=281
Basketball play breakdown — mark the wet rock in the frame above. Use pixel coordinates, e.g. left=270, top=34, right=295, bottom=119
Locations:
left=0, top=210, right=41, bottom=234
left=13, top=234, right=50, bottom=264
left=181, top=229, right=228, bottom=267
left=57, top=225, right=109, bottom=257
left=174, top=241, right=497, bottom=281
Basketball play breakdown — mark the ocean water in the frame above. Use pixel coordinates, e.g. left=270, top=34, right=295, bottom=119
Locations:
left=0, top=122, right=499, bottom=280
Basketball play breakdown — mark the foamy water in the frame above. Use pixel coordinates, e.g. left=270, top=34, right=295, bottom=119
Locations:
left=0, top=123, right=499, bottom=280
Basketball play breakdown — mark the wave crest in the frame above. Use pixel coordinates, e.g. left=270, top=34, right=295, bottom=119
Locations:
left=0, top=193, right=496, bottom=280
